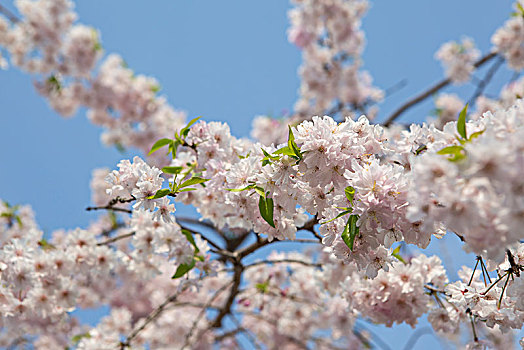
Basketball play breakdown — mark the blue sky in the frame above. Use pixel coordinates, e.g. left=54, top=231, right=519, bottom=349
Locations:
left=0, top=1, right=521, bottom=348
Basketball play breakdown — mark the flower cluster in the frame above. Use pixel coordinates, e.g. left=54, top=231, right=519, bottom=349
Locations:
left=0, top=0, right=187, bottom=161
left=435, top=37, right=480, bottom=84
left=407, top=100, right=524, bottom=261
left=341, top=254, right=447, bottom=327
left=492, top=4, right=524, bottom=71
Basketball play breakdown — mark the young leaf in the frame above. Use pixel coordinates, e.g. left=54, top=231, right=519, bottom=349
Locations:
left=255, top=281, right=269, bottom=293
left=437, top=145, right=466, bottom=162
left=179, top=176, right=209, bottom=189
left=321, top=209, right=352, bottom=225
left=414, top=144, right=428, bottom=155
left=72, top=332, right=91, bottom=344
left=258, top=195, right=275, bottom=228
left=345, top=186, right=355, bottom=205
left=341, top=215, right=360, bottom=251
left=162, top=166, right=184, bottom=174
left=172, top=259, right=196, bottom=279
left=178, top=188, right=197, bottom=192
left=253, top=186, right=266, bottom=198
left=180, top=116, right=202, bottom=137
left=181, top=229, right=199, bottom=253
left=227, top=184, right=256, bottom=192
left=392, top=245, right=407, bottom=264
left=147, top=188, right=171, bottom=199
left=347, top=215, right=360, bottom=251
left=469, top=129, right=485, bottom=140
left=273, top=146, right=295, bottom=157
left=341, top=219, right=351, bottom=249
left=149, top=138, right=172, bottom=155
left=261, top=148, right=279, bottom=160
left=288, top=125, right=302, bottom=160
left=457, top=104, right=468, bottom=140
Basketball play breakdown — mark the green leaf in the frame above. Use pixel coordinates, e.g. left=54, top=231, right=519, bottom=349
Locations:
left=178, top=188, right=197, bottom=192
left=149, top=138, right=172, bottom=155
left=180, top=116, right=202, bottom=138
left=392, top=245, right=407, bottom=264
left=162, top=166, right=184, bottom=174
left=415, top=144, right=428, bottom=155
left=321, top=209, right=352, bottom=224
left=258, top=195, right=275, bottom=228
left=38, top=239, right=55, bottom=250
left=253, top=186, right=266, bottom=198
left=288, top=125, right=302, bottom=160
left=262, top=148, right=279, bottom=160
left=227, top=184, right=256, bottom=192
left=172, top=259, right=196, bottom=279
left=47, top=75, right=62, bottom=92
left=273, top=146, right=296, bottom=157
left=345, top=186, right=355, bottom=205
left=147, top=188, right=171, bottom=199
left=341, top=215, right=360, bottom=251
left=179, top=176, right=209, bottom=189
left=261, top=148, right=281, bottom=166
left=517, top=2, right=524, bottom=15
left=457, top=104, right=468, bottom=140
left=72, top=332, right=91, bottom=344
left=182, top=229, right=199, bottom=253
left=255, top=281, right=269, bottom=293
left=437, top=145, right=466, bottom=162
left=468, top=129, right=485, bottom=140
left=151, top=84, right=161, bottom=93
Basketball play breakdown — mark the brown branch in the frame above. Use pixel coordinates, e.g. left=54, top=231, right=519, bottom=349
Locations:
left=0, top=3, right=19, bottom=23
left=86, top=205, right=132, bottom=214
left=177, top=216, right=223, bottom=233
left=120, top=284, right=189, bottom=349
left=97, top=232, right=135, bottom=246
left=245, top=259, right=321, bottom=269
left=211, top=263, right=244, bottom=328
left=383, top=51, right=498, bottom=126
left=468, top=56, right=505, bottom=105
left=179, top=223, right=222, bottom=251
left=181, top=280, right=233, bottom=349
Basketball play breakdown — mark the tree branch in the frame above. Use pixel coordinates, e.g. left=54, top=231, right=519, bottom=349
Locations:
left=244, top=258, right=321, bottom=269
left=468, top=56, right=505, bottom=105
left=383, top=51, right=498, bottom=126
left=120, top=284, right=188, bottom=349
left=181, top=280, right=233, bottom=349
left=211, top=262, right=244, bottom=328
left=97, top=232, right=135, bottom=246
left=0, top=3, right=19, bottom=23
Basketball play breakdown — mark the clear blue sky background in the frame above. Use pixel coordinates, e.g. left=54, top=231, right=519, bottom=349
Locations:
left=0, top=1, right=521, bottom=348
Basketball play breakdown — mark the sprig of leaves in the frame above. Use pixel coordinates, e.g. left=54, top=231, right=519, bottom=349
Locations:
left=172, top=229, right=204, bottom=279
left=437, top=104, right=485, bottom=162
left=227, top=183, right=275, bottom=228
left=148, top=116, right=201, bottom=158
left=261, top=125, right=302, bottom=166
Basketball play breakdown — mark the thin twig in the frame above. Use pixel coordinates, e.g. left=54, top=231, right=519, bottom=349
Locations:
left=244, top=259, right=321, bottom=269
left=468, top=257, right=480, bottom=286
left=468, top=56, right=504, bottom=105
left=383, top=51, right=498, bottom=126
left=179, top=223, right=222, bottom=251
left=402, top=327, right=435, bottom=350
left=211, top=263, right=244, bottom=328
left=97, top=232, right=135, bottom=246
left=228, top=313, right=262, bottom=350
left=181, top=280, right=233, bottom=349
left=86, top=205, right=132, bottom=214
left=120, top=284, right=189, bottom=349
left=0, top=3, right=19, bottom=23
